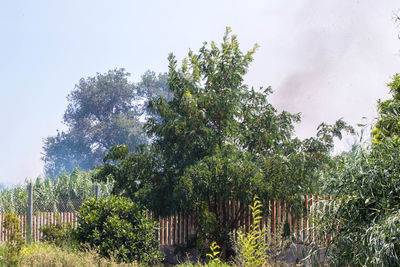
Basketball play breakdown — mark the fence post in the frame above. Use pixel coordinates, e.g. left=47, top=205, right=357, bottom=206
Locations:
left=27, top=182, right=33, bottom=244
left=94, top=184, right=99, bottom=199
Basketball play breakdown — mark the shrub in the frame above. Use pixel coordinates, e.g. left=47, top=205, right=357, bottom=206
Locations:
left=233, top=196, right=269, bottom=267
left=311, top=140, right=400, bottom=266
left=3, top=212, right=25, bottom=266
left=74, top=196, right=163, bottom=264
left=40, top=221, right=74, bottom=247
left=206, top=242, right=224, bottom=267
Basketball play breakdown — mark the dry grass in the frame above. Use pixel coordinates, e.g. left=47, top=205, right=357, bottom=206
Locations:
left=0, top=243, right=139, bottom=267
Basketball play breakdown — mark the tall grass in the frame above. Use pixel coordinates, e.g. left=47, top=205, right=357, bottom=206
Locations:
left=0, top=243, right=139, bottom=267
left=311, top=141, right=400, bottom=266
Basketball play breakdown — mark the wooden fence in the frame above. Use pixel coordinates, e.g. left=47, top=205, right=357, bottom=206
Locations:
left=157, top=195, right=328, bottom=245
left=0, top=212, right=78, bottom=242
left=0, top=195, right=326, bottom=244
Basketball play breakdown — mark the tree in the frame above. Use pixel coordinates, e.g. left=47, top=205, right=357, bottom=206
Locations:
left=372, top=73, right=400, bottom=143
left=42, top=68, right=168, bottom=177
left=95, top=28, right=351, bottom=252
left=310, top=74, right=400, bottom=266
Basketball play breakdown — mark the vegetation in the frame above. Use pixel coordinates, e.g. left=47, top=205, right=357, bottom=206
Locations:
left=74, top=196, right=163, bottom=264
left=233, top=196, right=269, bottom=267
left=40, top=222, right=75, bottom=248
left=1, top=21, right=398, bottom=266
left=0, top=243, right=139, bottom=267
left=94, top=28, right=352, bottom=253
left=0, top=169, right=111, bottom=214
left=372, top=74, right=400, bottom=143
left=3, top=213, right=25, bottom=266
left=311, top=75, right=400, bottom=266
left=42, top=69, right=169, bottom=177
left=176, top=197, right=292, bottom=267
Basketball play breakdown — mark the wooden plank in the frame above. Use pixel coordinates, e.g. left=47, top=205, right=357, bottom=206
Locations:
left=304, top=195, right=308, bottom=241
left=282, top=200, right=286, bottom=230
left=32, top=214, right=35, bottom=242
left=173, top=214, right=176, bottom=245
left=169, top=215, right=173, bottom=246
left=277, top=200, right=281, bottom=234
left=37, top=213, right=40, bottom=241
left=310, top=195, right=315, bottom=242
left=287, top=205, right=292, bottom=236
left=245, top=203, right=249, bottom=233
left=160, top=217, right=164, bottom=245
left=271, top=200, right=276, bottom=235
left=177, top=213, right=181, bottom=245
left=38, top=213, right=42, bottom=241
left=182, top=214, right=186, bottom=244
left=165, top=216, right=169, bottom=246
left=180, top=213, right=184, bottom=245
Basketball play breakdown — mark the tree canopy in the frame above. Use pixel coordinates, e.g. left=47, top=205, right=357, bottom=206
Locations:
left=42, top=69, right=168, bottom=177
left=94, top=28, right=352, bottom=248
left=372, top=73, right=400, bottom=143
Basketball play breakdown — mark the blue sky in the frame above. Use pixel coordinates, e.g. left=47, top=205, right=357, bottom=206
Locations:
left=0, top=0, right=399, bottom=185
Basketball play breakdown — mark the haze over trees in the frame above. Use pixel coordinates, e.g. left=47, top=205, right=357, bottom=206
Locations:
left=6, top=23, right=398, bottom=265
left=42, top=69, right=169, bottom=178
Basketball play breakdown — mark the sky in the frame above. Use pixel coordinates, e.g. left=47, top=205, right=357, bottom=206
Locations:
left=0, top=0, right=399, bottom=186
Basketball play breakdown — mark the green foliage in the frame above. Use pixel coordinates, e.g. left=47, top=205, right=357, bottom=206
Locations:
left=40, top=222, right=74, bottom=247
left=311, top=73, right=400, bottom=266
left=3, top=212, right=25, bottom=266
left=74, top=196, right=163, bottom=264
left=0, top=169, right=111, bottom=214
left=42, top=69, right=169, bottom=177
left=312, top=139, right=400, bottom=266
left=206, top=242, right=230, bottom=267
left=234, top=196, right=269, bottom=267
left=372, top=74, right=400, bottom=143
left=16, top=243, right=139, bottom=267
left=95, top=28, right=352, bottom=253
left=0, top=186, right=28, bottom=214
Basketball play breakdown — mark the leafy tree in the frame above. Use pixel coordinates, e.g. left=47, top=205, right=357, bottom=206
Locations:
left=95, top=28, right=352, bottom=251
left=372, top=74, right=400, bottom=143
left=42, top=69, right=168, bottom=177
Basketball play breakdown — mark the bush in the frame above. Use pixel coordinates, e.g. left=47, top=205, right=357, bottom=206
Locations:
left=311, top=140, right=400, bottom=266
left=3, top=212, right=25, bottom=266
left=40, top=221, right=74, bottom=247
left=74, top=196, right=163, bottom=264
left=233, top=196, right=269, bottom=267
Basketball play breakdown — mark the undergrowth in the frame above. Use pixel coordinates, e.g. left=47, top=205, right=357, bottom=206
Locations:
left=0, top=242, right=139, bottom=267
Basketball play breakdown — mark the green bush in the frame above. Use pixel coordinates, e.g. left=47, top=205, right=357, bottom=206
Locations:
left=233, top=196, right=269, bottom=267
left=311, top=140, right=400, bottom=266
left=40, top=221, right=74, bottom=247
left=3, top=212, right=25, bottom=266
left=74, top=196, right=163, bottom=264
